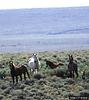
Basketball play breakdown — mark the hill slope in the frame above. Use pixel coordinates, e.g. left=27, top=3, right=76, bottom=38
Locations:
left=0, top=7, right=89, bottom=35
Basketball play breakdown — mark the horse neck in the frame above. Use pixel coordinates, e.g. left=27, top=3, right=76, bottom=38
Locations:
left=10, top=63, right=15, bottom=71
left=69, top=60, right=73, bottom=64
left=33, top=56, right=38, bottom=62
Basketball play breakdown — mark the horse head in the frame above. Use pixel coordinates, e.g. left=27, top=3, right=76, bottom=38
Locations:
left=9, top=61, right=14, bottom=70
left=68, top=54, right=74, bottom=63
left=32, top=53, right=39, bottom=62
left=33, top=53, right=37, bottom=56
left=32, top=53, right=37, bottom=58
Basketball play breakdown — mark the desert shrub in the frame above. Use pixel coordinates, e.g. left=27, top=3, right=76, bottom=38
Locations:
left=52, top=54, right=57, bottom=58
left=68, top=92, right=80, bottom=100
left=13, top=83, right=26, bottom=90
left=11, top=96, right=18, bottom=100
left=24, top=79, right=35, bottom=85
left=25, top=97, right=34, bottom=100
left=0, top=65, right=10, bottom=79
left=56, top=57, right=63, bottom=62
left=52, top=68, right=67, bottom=78
left=65, top=78, right=75, bottom=85
left=0, top=70, right=6, bottom=79
left=2, top=87, right=11, bottom=95
left=40, top=61, right=46, bottom=71
left=0, top=95, right=4, bottom=100
left=1, top=84, right=8, bottom=90
left=63, top=91, right=70, bottom=98
left=44, top=68, right=54, bottom=76
left=50, top=82, right=63, bottom=89
left=85, top=70, right=89, bottom=78
left=47, top=68, right=68, bottom=80
left=79, top=90, right=89, bottom=97
left=19, top=84, right=26, bottom=89
left=83, top=83, right=89, bottom=89
left=80, top=68, right=89, bottom=79
left=38, top=79, right=46, bottom=85
left=33, top=73, right=45, bottom=80
left=17, top=94, right=26, bottom=100
left=11, top=90, right=23, bottom=96
left=76, top=57, right=82, bottom=60
left=0, top=60, right=8, bottom=67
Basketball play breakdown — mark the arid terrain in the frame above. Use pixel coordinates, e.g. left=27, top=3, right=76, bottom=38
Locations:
left=0, top=50, right=89, bottom=100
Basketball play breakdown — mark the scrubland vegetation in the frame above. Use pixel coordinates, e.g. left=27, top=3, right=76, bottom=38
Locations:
left=0, top=50, right=89, bottom=100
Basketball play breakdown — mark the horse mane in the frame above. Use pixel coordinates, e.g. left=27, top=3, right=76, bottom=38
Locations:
left=11, top=62, right=20, bottom=69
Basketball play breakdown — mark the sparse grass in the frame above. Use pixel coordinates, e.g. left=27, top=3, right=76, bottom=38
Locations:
left=0, top=50, right=89, bottom=100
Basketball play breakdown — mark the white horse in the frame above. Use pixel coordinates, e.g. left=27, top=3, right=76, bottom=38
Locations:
left=27, top=54, right=40, bottom=75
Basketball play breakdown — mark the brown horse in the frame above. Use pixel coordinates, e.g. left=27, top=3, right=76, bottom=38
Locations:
left=45, top=59, right=64, bottom=69
left=68, top=55, right=78, bottom=78
left=9, top=61, right=30, bottom=84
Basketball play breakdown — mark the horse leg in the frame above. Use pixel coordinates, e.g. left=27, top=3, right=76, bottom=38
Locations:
left=23, top=72, right=26, bottom=80
left=26, top=69, right=30, bottom=79
left=70, top=70, right=74, bottom=78
left=68, top=70, right=72, bottom=78
left=35, top=69, right=38, bottom=74
left=32, top=69, right=35, bottom=75
left=36, top=66, right=39, bottom=73
left=12, top=76, right=15, bottom=84
left=74, top=66, right=78, bottom=78
left=20, top=74, right=22, bottom=81
left=75, top=70, right=79, bottom=78
left=30, top=69, right=32, bottom=76
left=72, top=71, right=75, bottom=78
left=66, top=70, right=71, bottom=78
left=46, top=64, right=48, bottom=68
left=33, top=69, right=36, bottom=74
left=16, top=76, right=18, bottom=83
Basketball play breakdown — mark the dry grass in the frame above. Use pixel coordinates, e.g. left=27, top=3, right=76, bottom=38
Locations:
left=0, top=50, right=89, bottom=100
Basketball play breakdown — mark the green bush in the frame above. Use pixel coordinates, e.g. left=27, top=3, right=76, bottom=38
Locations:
left=0, top=70, right=6, bottom=79
left=33, top=73, right=45, bottom=80
left=85, top=72, right=89, bottom=79
left=65, top=78, right=75, bottom=85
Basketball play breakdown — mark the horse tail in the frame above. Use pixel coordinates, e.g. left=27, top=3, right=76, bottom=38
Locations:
left=22, top=65, right=30, bottom=79
left=58, top=62, right=64, bottom=66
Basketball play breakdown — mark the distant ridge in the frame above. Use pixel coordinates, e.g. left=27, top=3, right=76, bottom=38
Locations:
left=48, top=27, right=89, bottom=35
left=0, top=6, right=89, bottom=35
left=0, top=6, right=89, bottom=11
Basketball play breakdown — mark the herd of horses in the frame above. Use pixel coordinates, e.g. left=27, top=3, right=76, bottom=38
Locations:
left=8, top=53, right=81, bottom=84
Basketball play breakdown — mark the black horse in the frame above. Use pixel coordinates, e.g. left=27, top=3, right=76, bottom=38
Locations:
left=68, top=55, right=78, bottom=78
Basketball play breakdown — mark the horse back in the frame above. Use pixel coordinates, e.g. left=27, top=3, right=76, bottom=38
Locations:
left=73, top=62, right=78, bottom=70
left=14, top=65, right=27, bottom=75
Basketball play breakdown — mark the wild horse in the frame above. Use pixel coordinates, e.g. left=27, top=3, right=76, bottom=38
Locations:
left=9, top=61, right=30, bottom=84
left=68, top=55, right=78, bottom=78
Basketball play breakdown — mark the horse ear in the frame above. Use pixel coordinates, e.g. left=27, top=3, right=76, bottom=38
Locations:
left=71, top=55, right=73, bottom=58
left=71, top=55, right=73, bottom=57
left=33, top=53, right=37, bottom=56
left=68, top=54, right=71, bottom=57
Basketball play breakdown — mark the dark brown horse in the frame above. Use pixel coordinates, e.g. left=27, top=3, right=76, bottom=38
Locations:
left=68, top=55, right=78, bottom=78
left=9, top=61, right=30, bottom=84
left=45, top=59, right=64, bottom=69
